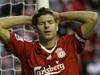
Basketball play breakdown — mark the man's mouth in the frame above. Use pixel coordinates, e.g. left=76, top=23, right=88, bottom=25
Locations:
left=44, top=31, right=51, bottom=33
left=44, top=31, right=51, bottom=34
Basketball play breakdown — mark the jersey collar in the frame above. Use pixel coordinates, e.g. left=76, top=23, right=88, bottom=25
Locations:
left=39, top=42, right=57, bottom=53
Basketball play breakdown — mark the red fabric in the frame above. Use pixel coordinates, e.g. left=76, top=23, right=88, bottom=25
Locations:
left=61, top=0, right=86, bottom=12
left=70, top=0, right=86, bottom=11
left=5, top=28, right=85, bottom=75
left=76, top=26, right=86, bottom=53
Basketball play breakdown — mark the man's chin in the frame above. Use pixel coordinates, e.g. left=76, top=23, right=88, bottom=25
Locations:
left=44, top=36, right=53, bottom=40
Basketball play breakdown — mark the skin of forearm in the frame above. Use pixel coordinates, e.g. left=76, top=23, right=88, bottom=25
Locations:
left=59, top=11, right=98, bottom=23
left=0, top=16, right=32, bottom=29
left=59, top=11, right=98, bottom=38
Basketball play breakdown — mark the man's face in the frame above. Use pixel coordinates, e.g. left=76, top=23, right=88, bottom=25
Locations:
left=37, top=14, right=58, bottom=40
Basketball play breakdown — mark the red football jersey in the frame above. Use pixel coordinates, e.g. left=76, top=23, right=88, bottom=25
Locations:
left=5, top=27, right=86, bottom=75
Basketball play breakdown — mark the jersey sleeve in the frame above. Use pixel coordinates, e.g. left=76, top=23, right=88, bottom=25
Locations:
left=74, top=25, right=87, bottom=43
left=74, top=26, right=87, bottom=53
left=4, top=32, right=25, bottom=59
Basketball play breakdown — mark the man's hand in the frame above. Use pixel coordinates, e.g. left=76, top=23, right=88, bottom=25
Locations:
left=50, top=10, right=60, bottom=23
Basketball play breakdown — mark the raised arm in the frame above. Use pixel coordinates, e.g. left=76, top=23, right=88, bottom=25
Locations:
left=0, top=16, right=32, bottom=44
left=59, top=11, right=98, bottom=38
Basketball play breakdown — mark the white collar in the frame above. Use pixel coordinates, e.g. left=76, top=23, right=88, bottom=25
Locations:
left=39, top=42, right=57, bottom=53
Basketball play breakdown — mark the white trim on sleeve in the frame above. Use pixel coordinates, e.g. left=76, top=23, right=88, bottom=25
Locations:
left=75, top=33, right=86, bottom=43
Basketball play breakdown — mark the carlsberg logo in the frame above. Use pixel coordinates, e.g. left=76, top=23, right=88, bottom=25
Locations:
left=34, top=61, right=65, bottom=75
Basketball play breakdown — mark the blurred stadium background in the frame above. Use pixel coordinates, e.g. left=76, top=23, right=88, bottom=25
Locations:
left=0, top=0, right=100, bottom=75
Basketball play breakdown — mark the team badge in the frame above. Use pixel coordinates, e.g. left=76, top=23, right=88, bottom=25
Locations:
left=55, top=48, right=66, bottom=58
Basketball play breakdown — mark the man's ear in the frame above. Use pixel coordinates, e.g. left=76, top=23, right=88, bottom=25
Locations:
left=55, top=22, right=59, bottom=31
left=57, top=26, right=58, bottom=31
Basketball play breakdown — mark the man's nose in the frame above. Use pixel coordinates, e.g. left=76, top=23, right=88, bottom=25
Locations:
left=44, top=22, right=49, bottom=28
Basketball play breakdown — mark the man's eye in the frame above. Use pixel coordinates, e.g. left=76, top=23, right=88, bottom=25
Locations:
left=39, top=23, right=44, bottom=25
left=48, top=20, right=54, bottom=24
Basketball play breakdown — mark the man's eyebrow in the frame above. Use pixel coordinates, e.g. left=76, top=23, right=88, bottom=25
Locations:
left=38, top=21, right=44, bottom=23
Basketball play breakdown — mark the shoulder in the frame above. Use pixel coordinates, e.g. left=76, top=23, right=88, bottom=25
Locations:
left=59, top=34, right=75, bottom=41
left=58, top=34, right=75, bottom=47
left=58, top=31, right=86, bottom=45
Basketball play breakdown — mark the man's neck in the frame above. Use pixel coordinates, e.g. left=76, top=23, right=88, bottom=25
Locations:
left=39, top=37, right=58, bottom=50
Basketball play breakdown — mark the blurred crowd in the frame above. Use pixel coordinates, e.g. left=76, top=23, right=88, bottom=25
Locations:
left=0, top=0, right=100, bottom=75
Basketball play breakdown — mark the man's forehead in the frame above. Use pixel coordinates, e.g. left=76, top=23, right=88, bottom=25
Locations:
left=38, top=14, right=55, bottom=22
